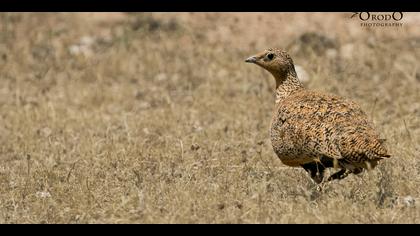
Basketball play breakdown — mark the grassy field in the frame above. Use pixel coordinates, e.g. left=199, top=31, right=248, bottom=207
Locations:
left=0, top=12, right=419, bottom=223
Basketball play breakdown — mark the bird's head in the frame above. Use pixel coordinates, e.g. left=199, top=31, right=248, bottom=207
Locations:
left=245, top=48, right=297, bottom=80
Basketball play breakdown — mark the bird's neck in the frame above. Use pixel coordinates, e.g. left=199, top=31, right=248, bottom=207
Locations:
left=273, top=69, right=303, bottom=103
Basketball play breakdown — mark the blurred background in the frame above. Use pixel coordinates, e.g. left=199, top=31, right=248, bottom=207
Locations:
left=0, top=13, right=419, bottom=223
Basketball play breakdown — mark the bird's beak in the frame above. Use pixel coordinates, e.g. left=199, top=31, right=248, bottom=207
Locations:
left=245, top=56, right=257, bottom=63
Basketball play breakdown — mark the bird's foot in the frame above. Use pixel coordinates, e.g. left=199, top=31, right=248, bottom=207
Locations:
left=313, top=173, right=323, bottom=184
left=327, top=169, right=349, bottom=181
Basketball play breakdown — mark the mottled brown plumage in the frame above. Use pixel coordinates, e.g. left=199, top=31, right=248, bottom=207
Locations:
left=245, top=48, right=390, bottom=183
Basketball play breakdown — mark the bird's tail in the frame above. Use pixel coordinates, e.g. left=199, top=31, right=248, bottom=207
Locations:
left=368, top=138, right=391, bottom=159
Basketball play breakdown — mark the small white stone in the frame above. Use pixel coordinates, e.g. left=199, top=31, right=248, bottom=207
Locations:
left=36, top=191, right=51, bottom=199
left=69, top=36, right=95, bottom=57
left=41, top=127, right=52, bottom=137
left=138, top=102, right=150, bottom=109
left=326, top=48, right=338, bottom=59
left=193, top=121, right=203, bottom=132
left=80, top=36, right=95, bottom=46
left=403, top=196, right=416, bottom=207
left=341, top=43, right=355, bottom=60
left=68, top=45, right=81, bottom=55
left=9, top=180, right=17, bottom=188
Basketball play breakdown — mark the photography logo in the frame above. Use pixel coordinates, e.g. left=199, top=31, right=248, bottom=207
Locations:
left=350, top=12, right=404, bottom=27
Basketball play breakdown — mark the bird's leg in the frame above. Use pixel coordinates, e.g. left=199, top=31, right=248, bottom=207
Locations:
left=327, top=169, right=348, bottom=181
left=301, top=162, right=325, bottom=184
left=319, top=156, right=335, bottom=168
left=352, top=167, right=363, bottom=175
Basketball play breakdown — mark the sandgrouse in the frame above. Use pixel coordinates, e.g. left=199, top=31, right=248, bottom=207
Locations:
left=245, top=48, right=390, bottom=183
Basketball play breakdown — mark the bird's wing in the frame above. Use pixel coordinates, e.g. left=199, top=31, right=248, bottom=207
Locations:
left=279, top=90, right=390, bottom=161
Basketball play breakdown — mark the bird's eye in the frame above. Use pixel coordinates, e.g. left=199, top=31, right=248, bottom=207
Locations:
left=266, top=53, right=275, bottom=60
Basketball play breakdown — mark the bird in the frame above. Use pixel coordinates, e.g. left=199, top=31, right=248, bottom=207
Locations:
left=245, top=48, right=390, bottom=183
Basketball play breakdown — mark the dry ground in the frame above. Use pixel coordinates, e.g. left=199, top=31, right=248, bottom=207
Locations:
left=0, top=13, right=419, bottom=223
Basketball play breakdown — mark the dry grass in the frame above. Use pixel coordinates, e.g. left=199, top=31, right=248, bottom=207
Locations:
left=0, top=12, right=419, bottom=223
